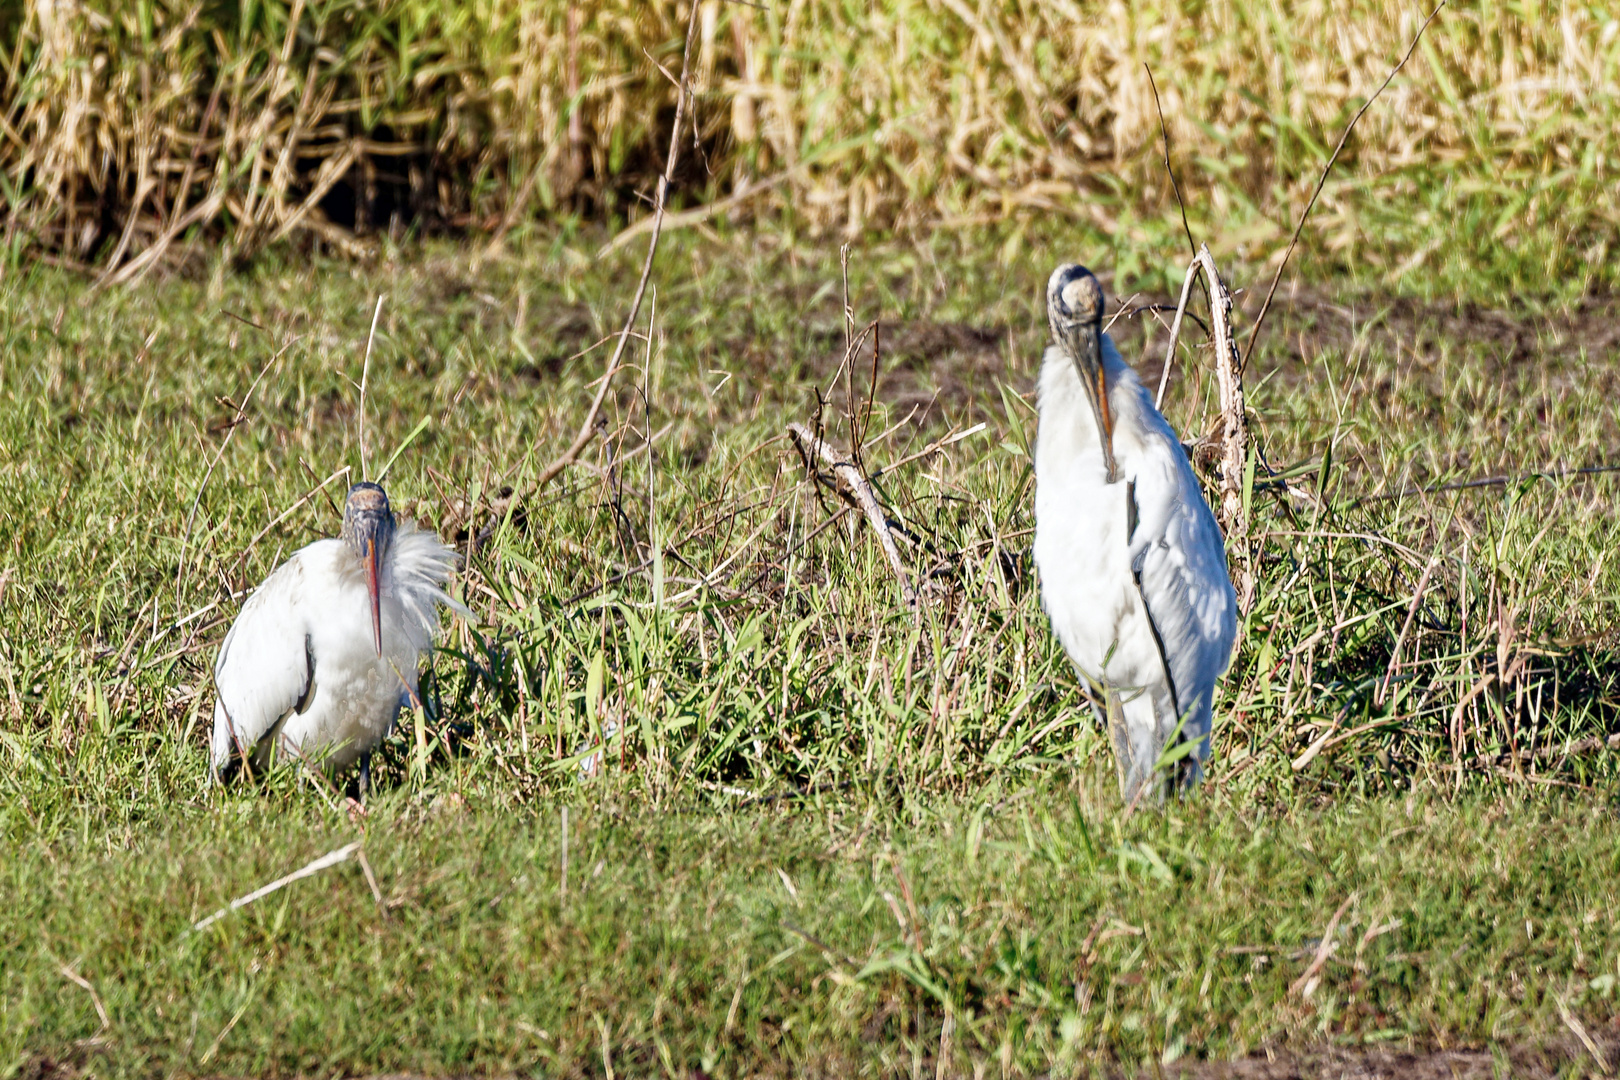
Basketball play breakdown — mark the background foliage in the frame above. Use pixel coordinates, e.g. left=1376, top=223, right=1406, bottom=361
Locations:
left=3, top=0, right=1618, bottom=292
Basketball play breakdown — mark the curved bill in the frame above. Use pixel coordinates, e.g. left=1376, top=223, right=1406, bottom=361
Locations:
left=1060, top=319, right=1118, bottom=484
left=353, top=528, right=384, bottom=656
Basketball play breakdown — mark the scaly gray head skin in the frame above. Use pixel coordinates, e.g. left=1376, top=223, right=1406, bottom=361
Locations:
left=340, top=481, right=396, bottom=656
left=1046, top=264, right=1118, bottom=484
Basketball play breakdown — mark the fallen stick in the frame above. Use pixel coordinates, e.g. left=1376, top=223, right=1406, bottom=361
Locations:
left=787, top=422, right=918, bottom=615
left=192, top=842, right=361, bottom=932
left=1376, top=555, right=1441, bottom=707
left=1290, top=893, right=1356, bottom=998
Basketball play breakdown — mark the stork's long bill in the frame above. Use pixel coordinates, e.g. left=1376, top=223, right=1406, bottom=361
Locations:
left=364, top=535, right=383, bottom=655
left=340, top=482, right=397, bottom=658
left=1047, top=265, right=1119, bottom=484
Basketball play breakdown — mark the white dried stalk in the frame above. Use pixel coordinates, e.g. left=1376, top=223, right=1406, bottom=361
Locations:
left=192, top=842, right=362, bottom=932
left=1195, top=244, right=1246, bottom=538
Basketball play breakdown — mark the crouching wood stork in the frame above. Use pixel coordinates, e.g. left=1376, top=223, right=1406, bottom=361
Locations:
left=210, top=481, right=467, bottom=792
left=1033, top=264, right=1237, bottom=802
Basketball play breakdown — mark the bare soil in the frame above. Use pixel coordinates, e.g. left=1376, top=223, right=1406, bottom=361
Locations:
left=1163, top=1035, right=1616, bottom=1079
left=819, top=288, right=1620, bottom=421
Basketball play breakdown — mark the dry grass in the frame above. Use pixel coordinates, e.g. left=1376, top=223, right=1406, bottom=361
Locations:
left=3, top=0, right=1617, bottom=289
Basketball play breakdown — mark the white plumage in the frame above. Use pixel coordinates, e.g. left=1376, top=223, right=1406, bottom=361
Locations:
left=1033, top=264, right=1237, bottom=801
left=210, top=483, right=464, bottom=785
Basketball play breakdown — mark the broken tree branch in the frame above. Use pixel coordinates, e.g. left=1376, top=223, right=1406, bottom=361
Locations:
left=787, top=422, right=918, bottom=616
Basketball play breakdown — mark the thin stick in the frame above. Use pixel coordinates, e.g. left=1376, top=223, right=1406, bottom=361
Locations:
left=355, top=847, right=384, bottom=908
left=192, top=842, right=361, bottom=931
left=1199, top=246, right=1246, bottom=535
left=359, top=294, right=384, bottom=481
left=57, top=961, right=110, bottom=1033
left=232, top=465, right=351, bottom=574
left=787, top=422, right=918, bottom=615
left=1241, top=2, right=1447, bottom=372
left=870, top=422, right=988, bottom=478
left=1154, top=256, right=1201, bottom=411
left=595, top=161, right=805, bottom=260
left=1376, top=556, right=1439, bottom=707
left=1357, top=462, right=1620, bottom=503
left=1145, top=64, right=1196, bottom=258
left=174, top=334, right=301, bottom=614
left=1558, top=998, right=1610, bottom=1074
left=1291, top=714, right=1401, bottom=772
left=531, top=1, right=702, bottom=494
left=1290, top=893, right=1356, bottom=997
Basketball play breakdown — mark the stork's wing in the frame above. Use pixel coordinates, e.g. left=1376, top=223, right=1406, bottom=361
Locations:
left=1126, top=433, right=1238, bottom=725
left=210, top=551, right=317, bottom=777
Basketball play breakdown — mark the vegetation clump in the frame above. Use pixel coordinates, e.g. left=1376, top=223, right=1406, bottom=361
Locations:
left=3, top=0, right=1617, bottom=293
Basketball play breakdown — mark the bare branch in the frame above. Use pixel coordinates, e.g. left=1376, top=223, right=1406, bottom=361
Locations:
left=531, top=3, right=703, bottom=493
left=787, top=422, right=918, bottom=616
left=1242, top=2, right=1447, bottom=372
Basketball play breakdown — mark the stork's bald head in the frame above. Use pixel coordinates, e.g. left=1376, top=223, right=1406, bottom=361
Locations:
left=1044, top=263, right=1118, bottom=484
left=341, top=482, right=396, bottom=655
left=1046, top=264, right=1104, bottom=340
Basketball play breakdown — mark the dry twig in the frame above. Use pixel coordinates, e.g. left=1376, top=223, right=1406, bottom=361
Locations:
left=530, top=1, right=702, bottom=495
left=1242, top=2, right=1447, bottom=371
left=191, top=842, right=362, bottom=932
left=1290, top=893, right=1356, bottom=998
left=787, top=422, right=918, bottom=615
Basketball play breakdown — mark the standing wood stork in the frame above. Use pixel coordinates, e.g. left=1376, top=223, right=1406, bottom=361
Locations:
left=1033, top=264, right=1237, bottom=802
left=211, top=482, right=466, bottom=792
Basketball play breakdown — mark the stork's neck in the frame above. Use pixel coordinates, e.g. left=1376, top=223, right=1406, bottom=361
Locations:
left=1036, top=332, right=1152, bottom=476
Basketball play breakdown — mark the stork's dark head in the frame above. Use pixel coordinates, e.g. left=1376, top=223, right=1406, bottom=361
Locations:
left=341, top=482, right=396, bottom=656
left=1046, top=264, right=1118, bottom=484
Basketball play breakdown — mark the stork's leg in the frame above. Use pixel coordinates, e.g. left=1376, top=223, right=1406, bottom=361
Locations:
left=1104, top=685, right=1133, bottom=796
left=1112, top=686, right=1167, bottom=805
left=358, top=750, right=372, bottom=802
left=1164, top=695, right=1212, bottom=794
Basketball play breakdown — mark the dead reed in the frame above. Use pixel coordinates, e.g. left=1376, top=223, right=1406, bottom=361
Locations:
left=3, top=0, right=1617, bottom=284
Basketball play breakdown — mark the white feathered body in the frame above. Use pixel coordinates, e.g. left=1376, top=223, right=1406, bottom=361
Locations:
left=210, top=526, right=461, bottom=776
left=1034, top=334, right=1236, bottom=796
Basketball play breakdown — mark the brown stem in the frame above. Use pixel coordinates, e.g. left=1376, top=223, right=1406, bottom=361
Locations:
left=530, top=3, right=702, bottom=494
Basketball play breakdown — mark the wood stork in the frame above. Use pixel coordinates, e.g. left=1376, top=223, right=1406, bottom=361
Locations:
left=211, top=482, right=466, bottom=793
left=1033, top=264, right=1237, bottom=802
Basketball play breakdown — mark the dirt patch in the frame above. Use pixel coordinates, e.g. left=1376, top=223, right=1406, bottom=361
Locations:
left=812, top=318, right=1016, bottom=425
left=15, top=1037, right=1617, bottom=1079
left=1105, top=287, right=1620, bottom=389
left=1161, top=1035, right=1614, bottom=1079
left=803, top=288, right=1620, bottom=433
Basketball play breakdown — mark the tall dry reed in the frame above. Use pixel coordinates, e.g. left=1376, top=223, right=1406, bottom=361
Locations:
left=2, top=0, right=1616, bottom=278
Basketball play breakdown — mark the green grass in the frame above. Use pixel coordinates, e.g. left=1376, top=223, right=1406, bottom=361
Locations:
left=2, top=221, right=1619, bottom=1075
left=7, top=786, right=1620, bottom=1077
